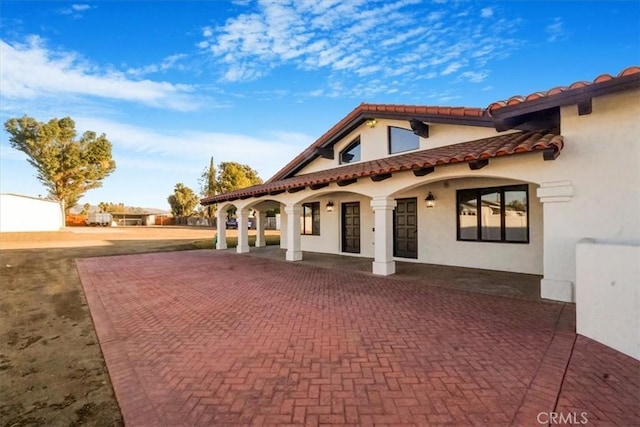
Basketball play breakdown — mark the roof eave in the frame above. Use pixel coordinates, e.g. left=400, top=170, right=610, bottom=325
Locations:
left=268, top=110, right=493, bottom=182
left=491, top=72, right=640, bottom=120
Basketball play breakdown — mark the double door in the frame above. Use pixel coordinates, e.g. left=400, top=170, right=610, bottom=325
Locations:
left=394, top=198, right=417, bottom=259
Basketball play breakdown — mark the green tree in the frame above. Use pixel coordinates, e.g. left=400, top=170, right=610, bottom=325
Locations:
left=80, top=202, right=91, bottom=216
left=167, top=183, right=199, bottom=217
left=4, top=116, right=116, bottom=212
left=217, top=162, right=262, bottom=193
left=198, top=157, right=218, bottom=218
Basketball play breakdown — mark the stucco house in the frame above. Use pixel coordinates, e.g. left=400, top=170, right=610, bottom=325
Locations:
left=202, top=67, right=640, bottom=359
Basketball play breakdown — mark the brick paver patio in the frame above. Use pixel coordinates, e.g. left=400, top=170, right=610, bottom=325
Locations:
left=77, top=250, right=640, bottom=426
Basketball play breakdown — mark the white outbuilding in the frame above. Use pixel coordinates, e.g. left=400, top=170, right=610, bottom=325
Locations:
left=0, top=193, right=64, bottom=232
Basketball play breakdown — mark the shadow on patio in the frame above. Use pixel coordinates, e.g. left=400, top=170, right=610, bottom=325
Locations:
left=240, top=245, right=543, bottom=301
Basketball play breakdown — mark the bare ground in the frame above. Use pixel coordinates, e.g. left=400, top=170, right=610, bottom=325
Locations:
left=0, top=226, right=272, bottom=427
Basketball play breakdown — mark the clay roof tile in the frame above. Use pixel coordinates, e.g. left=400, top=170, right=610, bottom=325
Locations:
left=202, top=132, right=563, bottom=204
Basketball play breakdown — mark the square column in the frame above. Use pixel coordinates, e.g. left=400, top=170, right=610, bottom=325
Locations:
left=537, top=181, right=575, bottom=302
left=279, top=209, right=287, bottom=249
left=237, top=208, right=250, bottom=254
left=371, top=197, right=397, bottom=276
left=255, top=211, right=267, bottom=247
left=284, top=205, right=302, bottom=261
left=216, top=208, right=227, bottom=250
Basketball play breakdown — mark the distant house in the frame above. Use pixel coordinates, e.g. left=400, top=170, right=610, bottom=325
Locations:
left=0, top=193, right=64, bottom=232
left=202, top=67, right=640, bottom=359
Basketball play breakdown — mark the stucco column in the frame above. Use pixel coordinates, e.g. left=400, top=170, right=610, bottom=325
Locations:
left=537, top=181, right=575, bottom=302
left=279, top=208, right=288, bottom=249
left=216, top=208, right=227, bottom=250
left=371, top=197, right=397, bottom=276
left=237, top=208, right=250, bottom=254
left=284, top=205, right=302, bottom=261
left=255, top=211, right=267, bottom=247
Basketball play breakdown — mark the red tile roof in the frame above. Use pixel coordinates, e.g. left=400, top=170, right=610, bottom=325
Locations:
left=267, top=103, right=490, bottom=183
left=267, top=66, right=638, bottom=184
left=487, top=66, right=640, bottom=113
left=201, top=131, right=563, bottom=205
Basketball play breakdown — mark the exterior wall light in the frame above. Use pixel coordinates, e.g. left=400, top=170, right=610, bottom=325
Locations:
left=326, top=200, right=335, bottom=212
left=425, top=192, right=436, bottom=208
left=365, top=119, right=377, bottom=128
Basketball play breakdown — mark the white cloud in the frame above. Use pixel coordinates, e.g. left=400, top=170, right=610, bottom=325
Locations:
left=199, top=0, right=522, bottom=93
left=546, top=17, right=565, bottom=42
left=0, top=36, right=204, bottom=111
left=459, top=70, right=488, bottom=83
left=441, top=62, right=463, bottom=75
left=74, top=117, right=312, bottom=180
left=438, top=95, right=462, bottom=102
left=480, top=8, right=493, bottom=18
left=60, top=3, right=93, bottom=18
left=126, top=54, right=188, bottom=77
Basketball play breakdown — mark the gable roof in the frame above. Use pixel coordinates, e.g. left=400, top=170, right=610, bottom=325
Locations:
left=201, top=131, right=562, bottom=205
left=201, top=65, right=638, bottom=206
left=267, top=103, right=492, bottom=183
left=267, top=66, right=639, bottom=184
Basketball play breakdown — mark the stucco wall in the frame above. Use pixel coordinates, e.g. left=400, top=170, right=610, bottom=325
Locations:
left=297, top=120, right=506, bottom=175
left=289, top=176, right=542, bottom=274
left=228, top=88, right=639, bottom=302
left=300, top=193, right=375, bottom=257
left=536, top=89, right=640, bottom=301
left=0, top=194, right=64, bottom=232
left=576, top=240, right=639, bottom=360
left=396, top=178, right=542, bottom=274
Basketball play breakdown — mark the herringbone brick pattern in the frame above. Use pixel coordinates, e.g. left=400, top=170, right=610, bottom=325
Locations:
left=76, top=251, right=639, bottom=426
left=554, top=336, right=640, bottom=426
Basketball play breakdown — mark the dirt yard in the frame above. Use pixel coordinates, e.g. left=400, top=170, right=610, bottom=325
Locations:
left=0, top=226, right=277, bottom=426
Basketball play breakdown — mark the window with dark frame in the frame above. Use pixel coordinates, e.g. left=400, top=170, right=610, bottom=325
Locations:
left=388, top=126, right=419, bottom=154
left=339, top=138, right=361, bottom=164
left=457, top=184, right=529, bottom=243
left=301, top=202, right=320, bottom=235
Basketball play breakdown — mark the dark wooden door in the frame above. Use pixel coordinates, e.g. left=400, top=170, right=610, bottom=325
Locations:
left=342, top=202, right=360, bottom=253
left=394, top=198, right=418, bottom=258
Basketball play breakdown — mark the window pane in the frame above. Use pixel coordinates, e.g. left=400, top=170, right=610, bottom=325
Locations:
left=505, top=188, right=528, bottom=242
left=312, top=203, right=320, bottom=235
left=340, top=140, right=360, bottom=164
left=301, top=205, right=309, bottom=234
left=389, top=127, right=419, bottom=154
left=301, top=203, right=320, bottom=235
left=481, top=190, right=502, bottom=241
left=458, top=190, right=478, bottom=240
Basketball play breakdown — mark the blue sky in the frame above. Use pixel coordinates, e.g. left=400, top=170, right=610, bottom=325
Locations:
left=1, top=0, right=638, bottom=210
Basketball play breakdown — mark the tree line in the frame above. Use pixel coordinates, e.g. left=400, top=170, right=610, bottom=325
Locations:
left=167, top=157, right=262, bottom=217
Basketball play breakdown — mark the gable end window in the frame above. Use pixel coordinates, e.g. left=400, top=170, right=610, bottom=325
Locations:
left=339, top=138, right=361, bottom=164
left=301, top=202, right=320, bottom=235
left=457, top=184, right=529, bottom=243
left=389, top=126, right=419, bottom=154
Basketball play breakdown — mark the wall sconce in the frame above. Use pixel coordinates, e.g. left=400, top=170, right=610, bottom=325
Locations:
left=365, top=119, right=377, bottom=128
left=326, top=200, right=335, bottom=212
left=425, top=192, right=435, bottom=208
